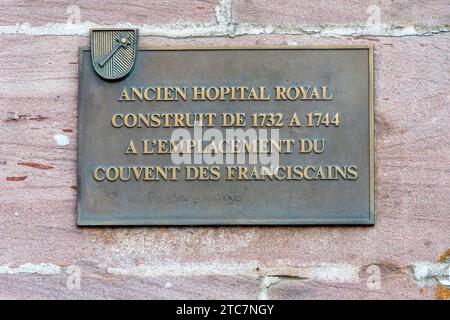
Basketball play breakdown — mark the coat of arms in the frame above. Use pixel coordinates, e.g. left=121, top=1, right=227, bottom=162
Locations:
left=90, top=29, right=138, bottom=80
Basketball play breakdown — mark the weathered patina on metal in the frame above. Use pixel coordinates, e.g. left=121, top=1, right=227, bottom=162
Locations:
left=77, top=44, right=374, bottom=226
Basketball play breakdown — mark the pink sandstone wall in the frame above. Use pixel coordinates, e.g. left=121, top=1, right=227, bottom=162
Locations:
left=0, top=0, right=449, bottom=299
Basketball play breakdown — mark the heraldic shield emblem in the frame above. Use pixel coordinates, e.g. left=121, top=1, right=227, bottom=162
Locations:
left=90, top=29, right=138, bottom=80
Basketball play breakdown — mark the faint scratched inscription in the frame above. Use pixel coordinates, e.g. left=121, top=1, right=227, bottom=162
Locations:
left=147, top=191, right=242, bottom=206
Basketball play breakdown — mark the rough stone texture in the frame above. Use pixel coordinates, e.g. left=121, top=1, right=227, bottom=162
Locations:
left=0, top=0, right=218, bottom=26
left=233, top=0, right=450, bottom=25
left=268, top=276, right=435, bottom=300
left=0, top=273, right=259, bottom=300
left=0, top=0, right=449, bottom=299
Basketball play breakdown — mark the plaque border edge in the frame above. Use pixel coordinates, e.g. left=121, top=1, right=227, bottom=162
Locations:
left=75, top=45, right=375, bottom=227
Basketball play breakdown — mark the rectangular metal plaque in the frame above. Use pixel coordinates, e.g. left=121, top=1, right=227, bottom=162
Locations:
left=77, top=46, right=374, bottom=226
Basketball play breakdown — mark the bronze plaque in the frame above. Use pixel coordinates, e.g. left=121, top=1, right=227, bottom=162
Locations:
left=77, top=42, right=374, bottom=226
